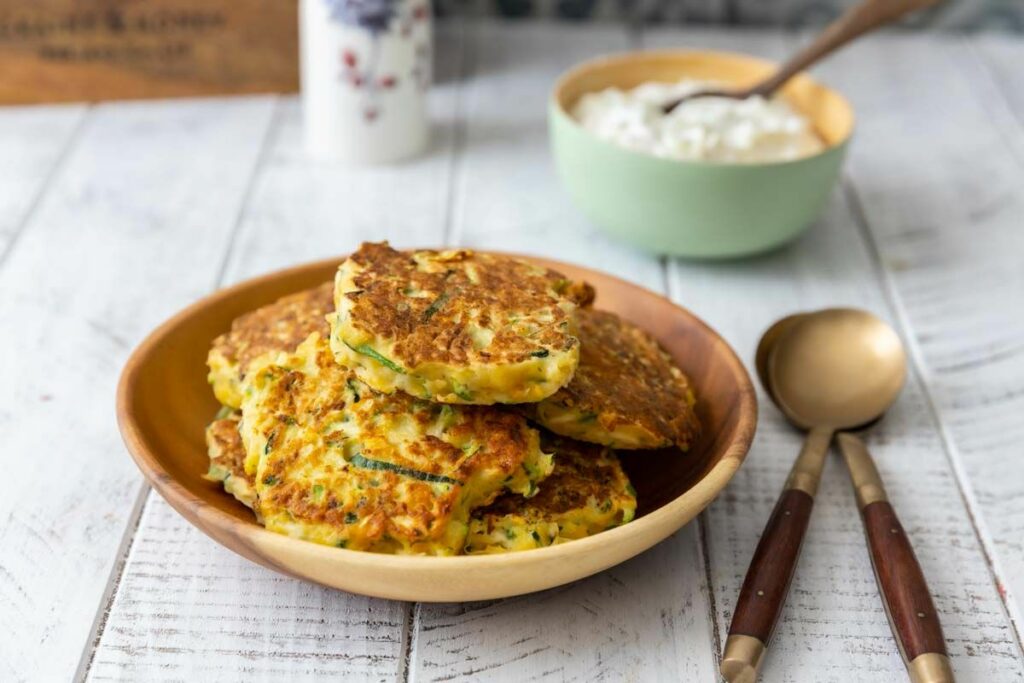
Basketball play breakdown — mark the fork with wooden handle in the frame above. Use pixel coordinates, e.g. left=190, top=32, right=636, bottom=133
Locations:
left=837, top=432, right=954, bottom=683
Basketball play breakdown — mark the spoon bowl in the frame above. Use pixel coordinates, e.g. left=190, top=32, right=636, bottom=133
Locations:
left=769, top=308, right=907, bottom=431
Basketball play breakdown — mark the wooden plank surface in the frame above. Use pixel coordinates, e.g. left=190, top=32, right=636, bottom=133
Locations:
left=409, top=22, right=719, bottom=682
left=816, top=33, right=1024, bottom=648
left=0, top=21, right=1022, bottom=683
left=645, top=26, right=1024, bottom=681
left=0, top=104, right=86, bottom=254
left=86, top=22, right=466, bottom=681
left=968, top=33, right=1024, bottom=639
left=0, top=96, right=276, bottom=682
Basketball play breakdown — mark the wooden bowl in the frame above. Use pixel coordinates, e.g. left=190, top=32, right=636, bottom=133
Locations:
left=117, top=255, right=757, bottom=601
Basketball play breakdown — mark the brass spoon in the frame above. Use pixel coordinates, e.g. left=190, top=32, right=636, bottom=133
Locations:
left=722, top=308, right=954, bottom=683
left=662, top=0, right=941, bottom=113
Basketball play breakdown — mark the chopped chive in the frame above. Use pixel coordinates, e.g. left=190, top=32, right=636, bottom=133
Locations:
left=263, top=474, right=278, bottom=486
left=504, top=528, right=516, bottom=540
left=264, top=431, right=277, bottom=455
left=530, top=349, right=550, bottom=358
left=349, top=453, right=462, bottom=485
left=344, top=341, right=406, bottom=374
left=311, top=484, right=324, bottom=499
left=336, top=539, right=348, bottom=548
left=344, top=512, right=358, bottom=524
left=531, top=530, right=541, bottom=542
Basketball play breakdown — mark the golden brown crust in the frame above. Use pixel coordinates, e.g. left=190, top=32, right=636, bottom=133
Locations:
left=342, top=242, right=588, bottom=366
left=207, top=416, right=247, bottom=481
left=242, top=335, right=552, bottom=554
left=481, top=435, right=626, bottom=517
left=530, top=308, right=701, bottom=450
left=211, top=282, right=334, bottom=379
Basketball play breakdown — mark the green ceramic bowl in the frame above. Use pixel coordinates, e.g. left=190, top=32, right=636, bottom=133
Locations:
left=550, top=50, right=855, bottom=258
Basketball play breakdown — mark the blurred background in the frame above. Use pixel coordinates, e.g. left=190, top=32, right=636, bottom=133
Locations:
left=1, top=0, right=1019, bottom=106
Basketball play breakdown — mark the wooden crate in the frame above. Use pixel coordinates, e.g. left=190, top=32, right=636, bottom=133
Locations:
left=0, top=0, right=298, bottom=104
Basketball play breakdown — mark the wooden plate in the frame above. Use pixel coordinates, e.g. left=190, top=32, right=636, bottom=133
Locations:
left=117, top=254, right=757, bottom=602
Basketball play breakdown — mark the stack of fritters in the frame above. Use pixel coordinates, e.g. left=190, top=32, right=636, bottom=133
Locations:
left=205, top=242, right=699, bottom=555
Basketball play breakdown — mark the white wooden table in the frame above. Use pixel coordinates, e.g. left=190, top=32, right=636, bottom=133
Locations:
left=3, top=20, right=1023, bottom=683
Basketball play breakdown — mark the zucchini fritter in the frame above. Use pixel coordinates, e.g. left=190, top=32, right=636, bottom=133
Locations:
left=240, top=335, right=554, bottom=555
left=329, top=242, right=594, bottom=405
left=525, top=308, right=700, bottom=450
left=204, top=412, right=258, bottom=510
left=466, top=434, right=637, bottom=554
left=207, top=282, right=334, bottom=408
left=205, top=412, right=636, bottom=555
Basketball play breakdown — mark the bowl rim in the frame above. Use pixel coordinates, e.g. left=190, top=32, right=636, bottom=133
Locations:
left=117, top=254, right=757, bottom=576
left=550, top=48, right=856, bottom=170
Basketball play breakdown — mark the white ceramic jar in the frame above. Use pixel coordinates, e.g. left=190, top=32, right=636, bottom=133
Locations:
left=300, top=0, right=432, bottom=163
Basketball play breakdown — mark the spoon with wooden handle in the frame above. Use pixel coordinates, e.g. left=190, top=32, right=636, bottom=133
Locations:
left=725, top=309, right=953, bottom=682
left=663, top=0, right=942, bottom=113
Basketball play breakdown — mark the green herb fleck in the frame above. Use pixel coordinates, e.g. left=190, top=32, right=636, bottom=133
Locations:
left=336, top=539, right=348, bottom=548
left=437, top=404, right=457, bottom=428
left=205, top=464, right=229, bottom=482
left=452, top=381, right=473, bottom=402
left=345, top=512, right=358, bottom=524
left=264, top=431, right=277, bottom=455
left=504, top=528, right=517, bottom=540
left=423, top=292, right=449, bottom=320
left=263, top=474, right=278, bottom=486
left=530, top=349, right=550, bottom=358
left=346, top=378, right=361, bottom=402
left=311, top=484, right=324, bottom=499
left=344, top=341, right=406, bottom=374
left=531, top=530, right=541, bottom=542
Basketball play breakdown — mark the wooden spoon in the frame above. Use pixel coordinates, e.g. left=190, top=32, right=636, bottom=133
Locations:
left=724, top=308, right=954, bottom=683
left=663, top=0, right=941, bottom=113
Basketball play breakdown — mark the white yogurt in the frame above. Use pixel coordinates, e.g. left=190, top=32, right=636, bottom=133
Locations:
left=571, top=79, right=825, bottom=163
